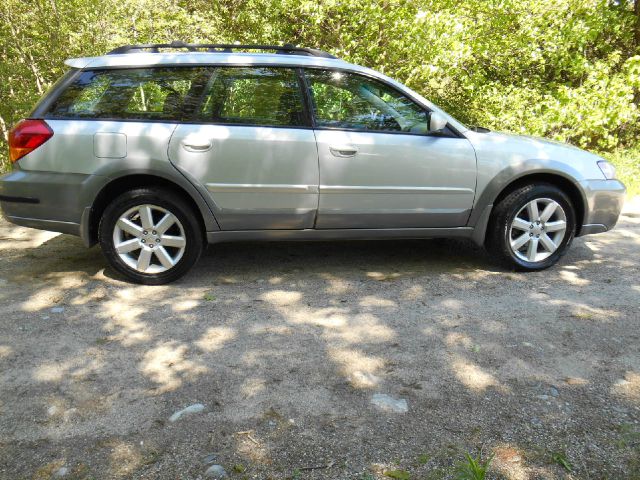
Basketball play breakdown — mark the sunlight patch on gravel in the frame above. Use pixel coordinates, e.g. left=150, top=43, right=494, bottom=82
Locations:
left=611, top=372, right=640, bottom=403
left=281, top=305, right=396, bottom=344
left=195, top=326, right=236, bottom=352
left=20, top=280, right=83, bottom=311
left=172, top=299, right=200, bottom=311
left=558, top=268, right=590, bottom=286
left=34, top=354, right=103, bottom=383
left=359, top=295, right=397, bottom=308
left=401, top=284, right=425, bottom=300
left=101, top=306, right=151, bottom=345
left=260, top=289, right=302, bottom=306
left=445, top=332, right=473, bottom=348
left=319, top=273, right=354, bottom=294
left=491, top=444, right=528, bottom=480
left=141, top=341, right=208, bottom=393
left=451, top=358, right=505, bottom=393
left=240, top=377, right=267, bottom=397
left=0, top=345, right=12, bottom=358
left=329, top=347, right=385, bottom=388
left=0, top=229, right=60, bottom=251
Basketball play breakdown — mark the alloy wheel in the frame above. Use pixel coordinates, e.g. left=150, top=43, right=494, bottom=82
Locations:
left=112, top=204, right=186, bottom=274
left=509, top=198, right=567, bottom=263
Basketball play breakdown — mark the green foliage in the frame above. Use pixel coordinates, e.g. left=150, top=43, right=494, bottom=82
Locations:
left=550, top=450, right=573, bottom=472
left=454, top=452, right=493, bottom=480
left=232, top=463, right=247, bottom=473
left=604, top=147, right=640, bottom=196
left=384, top=469, right=411, bottom=480
left=1, top=0, right=639, bottom=176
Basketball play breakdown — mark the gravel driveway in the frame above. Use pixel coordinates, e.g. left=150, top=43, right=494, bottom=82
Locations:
left=1, top=200, right=639, bottom=480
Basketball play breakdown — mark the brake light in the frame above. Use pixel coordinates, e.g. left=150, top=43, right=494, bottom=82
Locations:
left=8, top=119, right=53, bottom=163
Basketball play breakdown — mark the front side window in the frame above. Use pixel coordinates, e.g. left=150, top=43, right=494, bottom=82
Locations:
left=198, top=67, right=306, bottom=127
left=305, top=69, right=430, bottom=133
left=46, top=67, right=212, bottom=121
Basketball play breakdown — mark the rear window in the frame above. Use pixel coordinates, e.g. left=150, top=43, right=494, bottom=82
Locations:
left=45, top=67, right=212, bottom=121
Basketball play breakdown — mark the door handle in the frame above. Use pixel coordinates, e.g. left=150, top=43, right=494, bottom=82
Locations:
left=181, top=137, right=212, bottom=153
left=329, top=145, right=359, bottom=157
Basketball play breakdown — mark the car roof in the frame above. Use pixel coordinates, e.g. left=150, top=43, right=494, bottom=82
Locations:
left=65, top=52, right=357, bottom=70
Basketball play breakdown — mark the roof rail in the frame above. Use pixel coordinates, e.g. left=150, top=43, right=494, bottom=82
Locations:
left=107, top=41, right=338, bottom=59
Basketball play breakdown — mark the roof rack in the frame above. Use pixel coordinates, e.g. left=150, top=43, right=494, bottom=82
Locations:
left=107, top=41, right=338, bottom=59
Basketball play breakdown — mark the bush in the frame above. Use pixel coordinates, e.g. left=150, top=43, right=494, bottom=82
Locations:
left=1, top=0, right=638, bottom=182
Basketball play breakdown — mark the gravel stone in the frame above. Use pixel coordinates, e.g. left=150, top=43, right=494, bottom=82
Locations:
left=169, top=403, right=205, bottom=422
left=370, top=393, right=409, bottom=413
left=204, top=464, right=227, bottom=478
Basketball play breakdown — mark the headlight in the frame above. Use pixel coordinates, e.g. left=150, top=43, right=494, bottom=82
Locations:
left=597, top=160, right=616, bottom=180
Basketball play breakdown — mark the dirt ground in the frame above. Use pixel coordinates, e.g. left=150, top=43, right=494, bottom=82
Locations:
left=0, top=200, right=639, bottom=480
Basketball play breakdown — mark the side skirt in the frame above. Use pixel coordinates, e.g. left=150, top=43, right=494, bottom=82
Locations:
left=206, top=227, right=475, bottom=244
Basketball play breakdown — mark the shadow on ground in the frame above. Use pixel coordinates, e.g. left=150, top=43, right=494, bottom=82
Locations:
left=0, top=210, right=639, bottom=479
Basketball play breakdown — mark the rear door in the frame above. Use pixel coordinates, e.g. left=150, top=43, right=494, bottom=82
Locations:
left=168, top=67, right=319, bottom=230
left=304, top=69, right=477, bottom=229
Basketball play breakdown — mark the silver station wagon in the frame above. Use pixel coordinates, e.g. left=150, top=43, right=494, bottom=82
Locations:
left=0, top=42, right=626, bottom=284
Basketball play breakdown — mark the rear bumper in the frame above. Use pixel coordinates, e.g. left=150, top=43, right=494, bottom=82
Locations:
left=0, top=169, right=107, bottom=245
left=577, top=179, right=626, bottom=237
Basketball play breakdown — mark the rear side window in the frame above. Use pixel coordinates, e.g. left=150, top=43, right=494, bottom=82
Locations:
left=45, top=67, right=212, bottom=121
left=198, top=67, right=306, bottom=127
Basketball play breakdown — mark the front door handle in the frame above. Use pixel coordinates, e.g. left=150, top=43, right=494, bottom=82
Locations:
left=329, top=145, right=359, bottom=157
left=181, top=136, right=212, bottom=153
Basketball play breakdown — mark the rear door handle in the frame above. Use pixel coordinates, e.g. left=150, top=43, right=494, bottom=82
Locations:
left=329, top=145, right=359, bottom=157
left=181, top=136, right=212, bottom=152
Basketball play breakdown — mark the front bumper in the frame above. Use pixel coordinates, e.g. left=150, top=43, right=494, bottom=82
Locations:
left=0, top=169, right=107, bottom=244
left=577, top=179, right=626, bottom=236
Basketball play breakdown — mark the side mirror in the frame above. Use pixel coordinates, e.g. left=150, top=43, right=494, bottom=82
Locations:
left=429, top=112, right=448, bottom=133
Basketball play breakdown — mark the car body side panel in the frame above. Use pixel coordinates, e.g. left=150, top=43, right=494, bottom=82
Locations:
left=10, top=120, right=220, bottom=233
left=0, top=168, right=103, bottom=230
left=465, top=130, right=613, bottom=227
left=18, top=120, right=177, bottom=175
left=578, top=179, right=626, bottom=232
left=168, top=124, right=320, bottom=230
left=315, top=130, right=477, bottom=228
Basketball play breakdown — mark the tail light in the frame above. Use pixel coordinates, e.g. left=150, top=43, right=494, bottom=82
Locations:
left=8, top=119, right=53, bottom=163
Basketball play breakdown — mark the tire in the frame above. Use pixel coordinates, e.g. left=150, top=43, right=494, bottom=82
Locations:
left=485, top=183, right=576, bottom=271
left=98, top=188, right=203, bottom=285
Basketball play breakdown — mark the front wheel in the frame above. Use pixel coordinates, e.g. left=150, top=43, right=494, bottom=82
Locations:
left=98, top=188, right=203, bottom=284
left=485, top=183, right=576, bottom=271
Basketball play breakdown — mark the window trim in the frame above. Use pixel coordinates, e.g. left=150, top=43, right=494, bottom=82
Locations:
left=296, top=67, right=316, bottom=128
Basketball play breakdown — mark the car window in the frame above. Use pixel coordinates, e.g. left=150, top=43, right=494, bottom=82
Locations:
left=45, top=67, right=212, bottom=121
left=304, top=69, right=430, bottom=133
left=198, top=67, right=306, bottom=127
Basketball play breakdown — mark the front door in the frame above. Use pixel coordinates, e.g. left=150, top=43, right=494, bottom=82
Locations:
left=169, top=67, right=318, bottom=230
left=304, top=69, right=477, bottom=229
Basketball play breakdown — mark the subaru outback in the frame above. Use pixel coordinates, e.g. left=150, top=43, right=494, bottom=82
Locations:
left=0, top=42, right=626, bottom=284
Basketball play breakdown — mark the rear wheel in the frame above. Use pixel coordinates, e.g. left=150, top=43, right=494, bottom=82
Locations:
left=99, top=188, right=203, bottom=284
left=486, top=183, right=576, bottom=271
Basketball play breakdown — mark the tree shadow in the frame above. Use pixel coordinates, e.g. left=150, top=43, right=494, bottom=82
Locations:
left=0, top=214, right=639, bottom=479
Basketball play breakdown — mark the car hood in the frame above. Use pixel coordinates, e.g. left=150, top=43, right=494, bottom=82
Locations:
left=488, top=130, right=584, bottom=150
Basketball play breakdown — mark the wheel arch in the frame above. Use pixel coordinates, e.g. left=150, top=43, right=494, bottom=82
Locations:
left=470, top=170, right=587, bottom=245
left=86, top=173, right=218, bottom=247
left=493, top=173, right=585, bottom=232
